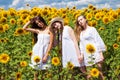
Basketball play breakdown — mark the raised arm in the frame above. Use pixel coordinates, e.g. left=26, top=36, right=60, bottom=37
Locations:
left=23, top=21, right=39, bottom=34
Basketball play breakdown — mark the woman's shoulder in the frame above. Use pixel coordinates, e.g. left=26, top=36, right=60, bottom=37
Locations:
left=88, top=26, right=96, bottom=31
left=64, top=25, right=73, bottom=30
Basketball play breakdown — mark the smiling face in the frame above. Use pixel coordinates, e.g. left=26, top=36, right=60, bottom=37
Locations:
left=77, top=16, right=87, bottom=29
left=52, top=21, right=63, bottom=32
left=35, top=20, right=44, bottom=28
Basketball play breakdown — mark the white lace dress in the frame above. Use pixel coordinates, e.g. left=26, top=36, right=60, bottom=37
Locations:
left=79, top=27, right=106, bottom=66
left=30, top=34, right=51, bottom=70
left=62, top=26, right=81, bottom=67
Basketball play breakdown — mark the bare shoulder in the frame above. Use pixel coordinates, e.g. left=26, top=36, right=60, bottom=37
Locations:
left=46, top=27, right=52, bottom=34
left=65, top=25, right=73, bottom=31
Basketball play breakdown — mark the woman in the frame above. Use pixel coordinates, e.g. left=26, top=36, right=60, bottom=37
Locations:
left=49, top=17, right=83, bottom=68
left=23, top=16, right=53, bottom=70
left=74, top=15, right=106, bottom=79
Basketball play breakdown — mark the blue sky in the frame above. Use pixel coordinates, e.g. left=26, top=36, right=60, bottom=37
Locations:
left=0, top=0, right=120, bottom=10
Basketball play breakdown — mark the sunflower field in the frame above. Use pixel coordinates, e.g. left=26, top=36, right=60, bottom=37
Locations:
left=0, top=4, right=120, bottom=80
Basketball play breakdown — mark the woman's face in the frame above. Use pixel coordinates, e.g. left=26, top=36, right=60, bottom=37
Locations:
left=77, top=16, right=86, bottom=28
left=35, top=20, right=44, bottom=28
left=52, top=22, right=62, bottom=30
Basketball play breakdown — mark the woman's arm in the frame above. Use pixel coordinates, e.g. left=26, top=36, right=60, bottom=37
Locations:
left=68, top=27, right=83, bottom=63
left=23, top=21, right=39, bottom=34
left=42, top=30, right=54, bottom=63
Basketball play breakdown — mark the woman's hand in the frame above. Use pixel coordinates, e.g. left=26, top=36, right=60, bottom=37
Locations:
left=99, top=51, right=104, bottom=62
left=42, top=55, right=48, bottom=63
left=78, top=54, right=84, bottom=63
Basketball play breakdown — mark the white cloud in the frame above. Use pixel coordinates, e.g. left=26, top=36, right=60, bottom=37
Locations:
left=17, top=7, right=24, bottom=10
left=6, top=0, right=117, bottom=10
left=38, top=4, right=51, bottom=8
left=24, top=0, right=35, bottom=2
left=46, top=0, right=101, bottom=8
left=95, top=3, right=111, bottom=9
left=0, top=5, right=5, bottom=9
left=9, top=0, right=20, bottom=8
left=116, top=4, right=120, bottom=8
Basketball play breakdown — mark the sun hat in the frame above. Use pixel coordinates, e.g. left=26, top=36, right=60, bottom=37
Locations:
left=49, top=17, right=64, bottom=27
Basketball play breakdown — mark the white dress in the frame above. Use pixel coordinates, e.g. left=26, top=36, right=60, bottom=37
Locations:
left=62, top=26, right=81, bottom=67
left=30, top=34, right=51, bottom=70
left=79, top=26, right=106, bottom=66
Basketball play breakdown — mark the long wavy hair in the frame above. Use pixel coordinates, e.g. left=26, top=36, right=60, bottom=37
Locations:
left=50, top=21, right=63, bottom=54
left=30, top=16, right=47, bottom=43
left=74, top=15, right=86, bottom=42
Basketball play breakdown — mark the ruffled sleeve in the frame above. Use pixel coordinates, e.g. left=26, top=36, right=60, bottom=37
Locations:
left=92, top=27, right=106, bottom=52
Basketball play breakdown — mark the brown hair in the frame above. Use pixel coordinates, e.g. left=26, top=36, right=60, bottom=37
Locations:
left=30, top=16, right=47, bottom=44
left=49, top=21, right=63, bottom=54
left=74, top=15, right=86, bottom=42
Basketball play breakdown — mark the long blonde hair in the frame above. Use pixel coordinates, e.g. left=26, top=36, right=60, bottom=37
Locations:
left=74, top=15, right=86, bottom=42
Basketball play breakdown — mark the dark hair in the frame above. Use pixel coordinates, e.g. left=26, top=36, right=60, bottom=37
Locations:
left=50, top=21, right=63, bottom=33
left=30, top=16, right=47, bottom=44
left=30, top=16, right=47, bottom=29
left=50, top=21, right=63, bottom=53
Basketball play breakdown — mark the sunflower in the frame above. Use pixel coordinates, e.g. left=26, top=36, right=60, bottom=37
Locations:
left=88, top=4, right=94, bottom=10
left=95, top=13, right=101, bottom=20
left=2, top=11, right=8, bottom=18
left=90, top=68, right=99, bottom=77
left=0, top=24, right=5, bottom=33
left=66, top=62, right=74, bottom=70
left=16, top=72, right=21, bottom=80
left=102, top=16, right=109, bottom=24
left=113, top=43, right=119, bottom=49
left=17, top=19, right=24, bottom=25
left=0, top=17, right=7, bottom=23
left=52, top=57, right=60, bottom=66
left=30, top=10, right=38, bottom=16
left=0, top=53, right=10, bottom=64
left=99, top=27, right=105, bottom=31
left=62, top=14, right=66, bottom=19
left=10, top=18, right=16, bottom=25
left=86, top=43, right=96, bottom=54
left=20, top=61, right=27, bottom=67
left=3, top=24, right=9, bottom=30
left=91, top=20, right=97, bottom=27
left=72, top=6, right=76, bottom=9
left=33, top=56, right=40, bottom=63
left=28, top=51, right=32, bottom=57
left=0, top=38, right=8, bottom=43
left=88, top=21, right=92, bottom=26
left=118, top=28, right=120, bottom=34
left=64, top=18, right=69, bottom=26
left=86, top=13, right=92, bottom=20
left=4, top=38, right=9, bottom=42
left=46, top=73, right=52, bottom=78
left=0, top=38, right=5, bottom=43
left=117, top=36, right=120, bottom=42
left=14, top=28, right=25, bottom=36
left=41, top=10, right=48, bottom=16
left=116, top=8, right=120, bottom=15
left=9, top=10, right=16, bottom=17
left=20, top=14, right=29, bottom=20
left=112, top=12, right=118, bottom=20
left=92, top=7, right=96, bottom=11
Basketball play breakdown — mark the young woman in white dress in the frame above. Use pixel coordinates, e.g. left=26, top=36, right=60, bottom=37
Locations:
left=23, top=16, right=53, bottom=70
left=74, top=15, right=106, bottom=80
left=49, top=17, right=83, bottom=68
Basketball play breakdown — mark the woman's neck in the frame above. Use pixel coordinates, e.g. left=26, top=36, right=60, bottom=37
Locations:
left=83, top=24, right=88, bottom=31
